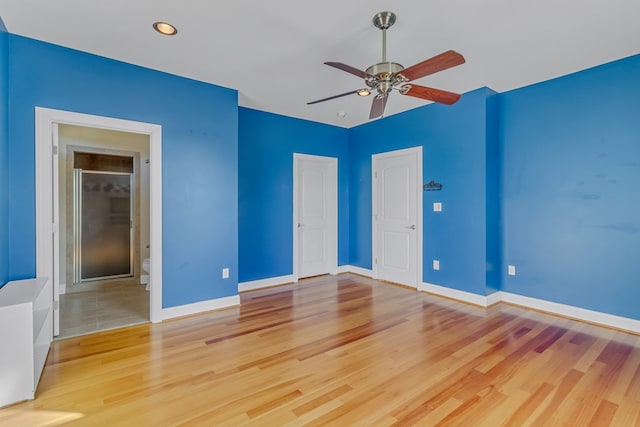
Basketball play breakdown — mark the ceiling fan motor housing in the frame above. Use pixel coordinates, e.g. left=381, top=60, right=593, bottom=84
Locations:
left=365, top=62, right=404, bottom=76
left=365, top=62, right=405, bottom=94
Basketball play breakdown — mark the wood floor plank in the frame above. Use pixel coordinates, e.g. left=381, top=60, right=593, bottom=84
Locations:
left=502, top=382, right=554, bottom=427
left=589, top=400, right=619, bottom=427
left=2, top=273, right=640, bottom=426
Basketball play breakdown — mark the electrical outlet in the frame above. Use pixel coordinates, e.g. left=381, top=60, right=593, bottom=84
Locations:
left=508, top=265, right=516, bottom=276
left=433, top=202, right=442, bottom=212
left=433, top=260, right=440, bottom=270
left=222, top=268, right=229, bottom=279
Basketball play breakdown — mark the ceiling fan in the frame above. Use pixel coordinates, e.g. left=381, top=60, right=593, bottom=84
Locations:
left=308, top=11, right=465, bottom=119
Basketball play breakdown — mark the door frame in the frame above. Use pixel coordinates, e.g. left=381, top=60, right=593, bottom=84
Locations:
left=292, top=153, right=338, bottom=281
left=371, top=146, right=423, bottom=288
left=35, top=107, right=163, bottom=333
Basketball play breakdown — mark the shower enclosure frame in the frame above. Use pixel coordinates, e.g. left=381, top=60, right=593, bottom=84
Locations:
left=72, top=167, right=135, bottom=284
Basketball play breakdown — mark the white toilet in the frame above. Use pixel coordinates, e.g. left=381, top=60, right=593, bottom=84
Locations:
left=141, top=258, right=150, bottom=291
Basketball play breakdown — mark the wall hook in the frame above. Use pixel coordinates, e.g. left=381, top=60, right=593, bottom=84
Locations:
left=423, top=180, right=443, bottom=191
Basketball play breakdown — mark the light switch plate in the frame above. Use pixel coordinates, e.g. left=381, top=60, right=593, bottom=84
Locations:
left=433, top=202, right=442, bottom=212
left=433, top=260, right=440, bottom=270
left=222, top=268, right=229, bottom=279
left=508, top=265, right=516, bottom=276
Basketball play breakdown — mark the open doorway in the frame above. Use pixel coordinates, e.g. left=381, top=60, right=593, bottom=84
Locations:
left=35, top=107, right=163, bottom=338
left=57, top=125, right=150, bottom=337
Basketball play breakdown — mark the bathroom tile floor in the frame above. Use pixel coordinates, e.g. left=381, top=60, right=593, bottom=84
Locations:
left=58, top=279, right=149, bottom=339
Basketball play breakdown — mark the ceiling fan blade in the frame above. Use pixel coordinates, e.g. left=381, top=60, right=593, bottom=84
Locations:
left=369, top=94, right=388, bottom=119
left=307, top=89, right=361, bottom=105
left=400, top=84, right=461, bottom=105
left=398, top=50, right=465, bottom=82
left=325, top=62, right=373, bottom=79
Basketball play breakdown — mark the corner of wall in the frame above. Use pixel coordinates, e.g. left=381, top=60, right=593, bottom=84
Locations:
left=485, top=88, right=502, bottom=294
left=0, top=20, right=9, bottom=287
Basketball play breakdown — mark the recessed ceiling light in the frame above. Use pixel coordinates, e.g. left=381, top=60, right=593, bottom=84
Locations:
left=337, top=111, right=347, bottom=118
left=153, top=21, right=177, bottom=36
left=357, top=89, right=371, bottom=97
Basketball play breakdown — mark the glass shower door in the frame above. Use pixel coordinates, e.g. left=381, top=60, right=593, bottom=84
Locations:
left=74, top=170, right=133, bottom=282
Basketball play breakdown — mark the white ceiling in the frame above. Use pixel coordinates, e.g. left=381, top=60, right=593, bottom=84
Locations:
left=1, top=0, right=639, bottom=128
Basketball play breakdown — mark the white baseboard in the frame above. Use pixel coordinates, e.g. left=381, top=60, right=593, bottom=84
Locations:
left=237, top=268, right=373, bottom=293
left=140, top=274, right=149, bottom=285
left=336, top=265, right=350, bottom=274
left=161, top=295, right=240, bottom=321
left=337, top=265, right=373, bottom=277
left=238, top=274, right=295, bottom=292
left=498, top=291, right=640, bottom=334
left=486, top=291, right=501, bottom=306
left=419, top=283, right=640, bottom=334
left=422, top=281, right=491, bottom=307
left=59, top=283, right=66, bottom=295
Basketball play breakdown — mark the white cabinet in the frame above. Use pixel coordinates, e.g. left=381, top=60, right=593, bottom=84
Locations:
left=0, top=277, right=51, bottom=408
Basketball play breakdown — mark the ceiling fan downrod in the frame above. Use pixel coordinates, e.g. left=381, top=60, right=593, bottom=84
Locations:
left=367, top=11, right=403, bottom=96
left=373, top=11, right=396, bottom=63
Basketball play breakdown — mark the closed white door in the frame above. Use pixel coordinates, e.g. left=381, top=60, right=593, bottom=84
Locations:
left=373, top=147, right=422, bottom=288
left=294, top=154, right=337, bottom=279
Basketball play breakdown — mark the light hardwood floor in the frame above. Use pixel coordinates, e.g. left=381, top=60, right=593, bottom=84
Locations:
left=2, top=273, right=640, bottom=426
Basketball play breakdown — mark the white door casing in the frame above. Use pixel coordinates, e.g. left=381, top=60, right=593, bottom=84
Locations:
left=35, top=107, right=163, bottom=333
left=372, top=147, right=422, bottom=288
left=51, top=123, right=60, bottom=335
left=293, top=154, right=337, bottom=280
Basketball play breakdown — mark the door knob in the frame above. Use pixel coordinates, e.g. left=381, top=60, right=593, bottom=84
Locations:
left=406, top=225, right=416, bottom=230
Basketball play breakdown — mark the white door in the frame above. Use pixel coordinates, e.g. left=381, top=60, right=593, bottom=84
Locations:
left=372, top=147, right=422, bottom=288
left=294, top=154, right=337, bottom=279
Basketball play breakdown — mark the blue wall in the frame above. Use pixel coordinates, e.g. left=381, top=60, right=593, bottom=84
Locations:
left=2, top=23, right=639, bottom=321
left=349, top=88, right=497, bottom=295
left=500, top=54, right=640, bottom=319
left=7, top=35, right=239, bottom=307
left=0, top=19, right=8, bottom=287
left=238, top=108, right=349, bottom=282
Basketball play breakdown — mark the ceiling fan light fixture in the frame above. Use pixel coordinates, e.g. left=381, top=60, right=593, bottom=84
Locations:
left=357, top=88, right=371, bottom=97
left=153, top=21, right=178, bottom=36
